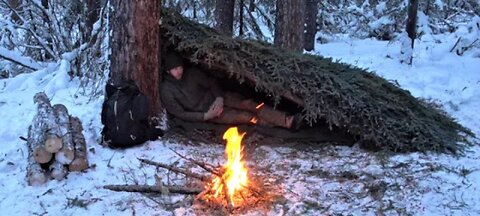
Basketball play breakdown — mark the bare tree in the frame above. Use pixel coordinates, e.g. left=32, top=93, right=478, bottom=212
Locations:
left=110, top=1, right=161, bottom=116
left=215, top=0, right=235, bottom=36
left=304, top=0, right=319, bottom=51
left=405, top=0, right=419, bottom=64
left=274, top=0, right=306, bottom=52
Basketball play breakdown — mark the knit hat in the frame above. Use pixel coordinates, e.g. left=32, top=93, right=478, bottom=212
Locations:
left=164, top=51, right=184, bottom=72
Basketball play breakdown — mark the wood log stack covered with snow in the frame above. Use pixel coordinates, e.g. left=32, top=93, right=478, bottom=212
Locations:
left=26, top=92, right=89, bottom=186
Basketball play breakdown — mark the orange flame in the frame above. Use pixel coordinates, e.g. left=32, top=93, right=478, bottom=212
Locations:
left=249, top=117, right=258, bottom=124
left=211, top=127, right=249, bottom=206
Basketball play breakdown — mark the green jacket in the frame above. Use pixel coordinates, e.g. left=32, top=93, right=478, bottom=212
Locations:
left=160, top=67, right=223, bottom=122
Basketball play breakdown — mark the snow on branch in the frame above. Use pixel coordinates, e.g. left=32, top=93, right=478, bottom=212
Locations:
left=0, top=47, right=43, bottom=71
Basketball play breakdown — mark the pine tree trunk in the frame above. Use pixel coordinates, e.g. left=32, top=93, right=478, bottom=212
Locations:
left=249, top=0, right=255, bottom=12
left=215, top=0, right=235, bottom=36
left=110, top=1, right=161, bottom=116
left=69, top=117, right=89, bottom=172
left=274, top=0, right=306, bottom=52
left=406, top=0, right=419, bottom=64
left=239, top=0, right=245, bottom=36
left=304, top=0, right=319, bottom=51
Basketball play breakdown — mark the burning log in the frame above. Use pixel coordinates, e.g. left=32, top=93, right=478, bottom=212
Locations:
left=54, top=104, right=75, bottom=165
left=103, top=184, right=202, bottom=195
left=68, top=117, right=89, bottom=172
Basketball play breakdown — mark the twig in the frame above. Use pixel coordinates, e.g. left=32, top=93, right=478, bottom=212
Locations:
left=169, top=148, right=222, bottom=176
left=450, top=37, right=462, bottom=53
left=103, top=184, right=202, bottom=195
left=138, top=158, right=210, bottom=182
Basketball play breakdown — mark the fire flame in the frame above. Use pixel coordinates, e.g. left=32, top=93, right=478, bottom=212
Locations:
left=211, top=127, right=249, bottom=206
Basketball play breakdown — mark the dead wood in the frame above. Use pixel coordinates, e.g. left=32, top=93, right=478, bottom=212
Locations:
left=68, top=116, right=89, bottom=171
left=170, top=148, right=221, bottom=176
left=104, top=184, right=202, bottom=195
left=49, top=160, right=67, bottom=180
left=26, top=125, right=48, bottom=186
left=138, top=158, right=209, bottom=182
left=31, top=92, right=55, bottom=163
left=53, top=104, right=75, bottom=164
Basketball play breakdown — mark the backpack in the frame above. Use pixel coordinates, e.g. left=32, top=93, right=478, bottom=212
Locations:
left=101, top=80, right=161, bottom=148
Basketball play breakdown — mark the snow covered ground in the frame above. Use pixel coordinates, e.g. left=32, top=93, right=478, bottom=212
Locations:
left=0, top=35, right=479, bottom=215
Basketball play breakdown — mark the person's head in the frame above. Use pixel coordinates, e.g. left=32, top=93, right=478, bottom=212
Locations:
left=165, top=52, right=184, bottom=80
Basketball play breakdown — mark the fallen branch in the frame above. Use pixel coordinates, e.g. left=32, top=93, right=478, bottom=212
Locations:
left=169, top=148, right=221, bottom=176
left=104, top=184, right=202, bottom=195
left=138, top=158, right=210, bottom=182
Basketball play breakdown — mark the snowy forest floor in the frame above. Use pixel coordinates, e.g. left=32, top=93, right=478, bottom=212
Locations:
left=0, top=35, right=479, bottom=216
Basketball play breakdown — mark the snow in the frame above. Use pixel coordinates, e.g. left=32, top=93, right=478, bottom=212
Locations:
left=1, top=35, right=480, bottom=215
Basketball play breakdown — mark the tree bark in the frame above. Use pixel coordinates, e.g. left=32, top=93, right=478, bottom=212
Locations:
left=406, top=0, right=419, bottom=64
left=304, top=0, right=319, bottom=51
left=31, top=92, right=55, bottom=164
left=85, top=0, right=101, bottom=42
left=214, top=0, right=235, bottom=36
left=26, top=125, right=48, bottom=186
left=239, top=0, right=245, bottom=36
left=69, top=116, right=89, bottom=172
left=110, top=1, right=161, bottom=116
left=53, top=104, right=75, bottom=165
left=104, top=184, right=202, bottom=195
left=249, top=0, right=255, bottom=12
left=274, top=0, right=306, bottom=52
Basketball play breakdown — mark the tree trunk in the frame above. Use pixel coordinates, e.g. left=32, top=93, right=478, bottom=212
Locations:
left=274, top=0, right=306, bottom=52
left=239, top=0, right=245, bottom=36
left=84, top=0, right=101, bottom=42
left=215, top=0, right=235, bottom=36
left=249, top=0, right=255, bottom=12
left=26, top=125, right=48, bottom=186
left=304, top=0, right=318, bottom=51
left=53, top=104, right=75, bottom=165
left=406, top=0, right=419, bottom=64
left=110, top=1, right=161, bottom=116
left=69, top=116, right=89, bottom=172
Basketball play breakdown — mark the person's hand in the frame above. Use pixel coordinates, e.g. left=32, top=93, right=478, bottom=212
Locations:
left=211, top=97, right=224, bottom=111
left=204, top=99, right=223, bottom=120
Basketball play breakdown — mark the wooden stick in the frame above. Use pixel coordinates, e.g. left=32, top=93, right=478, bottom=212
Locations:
left=170, top=148, right=222, bottom=176
left=138, top=158, right=209, bottom=182
left=54, top=104, right=75, bottom=164
left=68, top=116, right=89, bottom=171
left=103, top=184, right=202, bottom=195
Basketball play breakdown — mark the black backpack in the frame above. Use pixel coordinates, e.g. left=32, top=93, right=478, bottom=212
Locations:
left=101, top=80, right=161, bottom=148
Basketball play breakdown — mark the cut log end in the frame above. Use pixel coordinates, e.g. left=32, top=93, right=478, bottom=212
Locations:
left=69, top=158, right=88, bottom=172
left=45, top=136, right=62, bottom=153
left=28, top=171, right=48, bottom=186
left=55, top=150, right=75, bottom=165
left=50, top=163, right=67, bottom=181
left=33, top=147, right=53, bottom=164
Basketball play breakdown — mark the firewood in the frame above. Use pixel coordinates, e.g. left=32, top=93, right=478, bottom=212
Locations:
left=30, top=92, right=55, bottom=163
left=103, top=184, right=202, bottom=195
left=68, top=116, right=89, bottom=171
left=49, top=160, right=67, bottom=180
left=33, top=94, right=63, bottom=154
left=26, top=125, right=48, bottom=186
left=53, top=104, right=75, bottom=164
left=138, top=158, right=209, bottom=182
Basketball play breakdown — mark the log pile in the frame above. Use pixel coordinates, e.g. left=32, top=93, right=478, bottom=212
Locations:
left=26, top=92, right=89, bottom=186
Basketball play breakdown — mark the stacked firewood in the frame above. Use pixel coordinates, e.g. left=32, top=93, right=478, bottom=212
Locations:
left=26, top=92, right=89, bottom=186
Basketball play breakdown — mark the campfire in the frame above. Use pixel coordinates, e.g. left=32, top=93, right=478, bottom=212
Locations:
left=105, top=127, right=278, bottom=213
left=203, top=127, right=249, bottom=207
